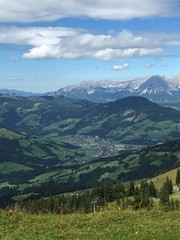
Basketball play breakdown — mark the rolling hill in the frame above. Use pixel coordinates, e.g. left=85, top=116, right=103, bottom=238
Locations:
left=0, top=94, right=179, bottom=199
left=0, top=94, right=179, bottom=145
left=0, top=130, right=179, bottom=199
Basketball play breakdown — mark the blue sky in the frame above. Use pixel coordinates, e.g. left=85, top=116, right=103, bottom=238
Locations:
left=0, top=0, right=180, bottom=92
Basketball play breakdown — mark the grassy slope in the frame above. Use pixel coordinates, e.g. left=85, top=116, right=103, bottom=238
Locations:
left=2, top=164, right=180, bottom=240
left=151, top=168, right=178, bottom=189
left=0, top=128, right=97, bottom=171
left=148, top=167, right=180, bottom=201
left=0, top=209, right=180, bottom=240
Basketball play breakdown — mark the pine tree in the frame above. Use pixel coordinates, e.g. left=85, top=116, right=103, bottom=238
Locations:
left=128, top=181, right=135, bottom=196
left=113, top=183, right=126, bottom=200
left=49, top=196, right=54, bottom=213
left=169, top=178, right=173, bottom=194
left=166, top=177, right=173, bottom=194
left=176, top=168, right=180, bottom=185
left=133, top=186, right=141, bottom=210
left=132, top=181, right=154, bottom=210
left=160, top=182, right=170, bottom=211
left=139, top=180, right=152, bottom=208
left=149, top=181, right=157, bottom=198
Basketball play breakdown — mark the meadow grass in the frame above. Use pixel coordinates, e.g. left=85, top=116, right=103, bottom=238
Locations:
left=0, top=208, right=180, bottom=240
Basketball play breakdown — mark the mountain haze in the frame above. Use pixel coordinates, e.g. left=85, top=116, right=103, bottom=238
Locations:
left=0, top=89, right=41, bottom=97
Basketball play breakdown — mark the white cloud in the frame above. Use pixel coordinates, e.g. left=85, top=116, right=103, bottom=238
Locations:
left=0, top=26, right=81, bottom=46
left=0, top=26, right=180, bottom=61
left=93, top=48, right=162, bottom=61
left=0, top=0, right=178, bottom=23
left=113, top=63, right=129, bottom=71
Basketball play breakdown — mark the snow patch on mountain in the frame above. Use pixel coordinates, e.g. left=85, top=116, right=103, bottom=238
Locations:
left=166, top=75, right=180, bottom=91
left=48, top=75, right=180, bottom=103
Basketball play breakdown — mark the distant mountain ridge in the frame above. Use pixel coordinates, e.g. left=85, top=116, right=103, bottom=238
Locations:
left=48, top=75, right=180, bottom=103
left=0, top=89, right=41, bottom=97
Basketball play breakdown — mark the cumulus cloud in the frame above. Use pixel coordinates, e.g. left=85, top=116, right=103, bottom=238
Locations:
left=0, top=26, right=180, bottom=60
left=22, top=29, right=163, bottom=60
left=113, top=63, right=129, bottom=71
left=0, top=0, right=178, bottom=23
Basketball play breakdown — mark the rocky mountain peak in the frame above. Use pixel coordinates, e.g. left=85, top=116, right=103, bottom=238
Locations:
left=47, top=75, right=180, bottom=103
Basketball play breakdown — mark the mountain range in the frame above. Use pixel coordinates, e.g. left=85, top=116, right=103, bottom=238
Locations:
left=48, top=75, right=180, bottom=103
left=1, top=75, right=179, bottom=103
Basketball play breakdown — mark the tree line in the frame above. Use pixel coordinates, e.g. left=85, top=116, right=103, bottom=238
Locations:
left=10, top=168, right=180, bottom=214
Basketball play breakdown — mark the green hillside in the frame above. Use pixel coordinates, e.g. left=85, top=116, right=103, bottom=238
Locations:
left=0, top=94, right=179, bottom=200
left=0, top=127, right=82, bottom=166
left=0, top=131, right=179, bottom=199
left=0, top=94, right=179, bottom=144
left=150, top=168, right=179, bottom=189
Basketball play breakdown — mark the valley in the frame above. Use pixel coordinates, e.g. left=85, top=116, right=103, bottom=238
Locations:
left=0, top=93, right=179, bottom=207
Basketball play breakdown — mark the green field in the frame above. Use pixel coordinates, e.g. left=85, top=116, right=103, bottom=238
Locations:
left=0, top=162, right=33, bottom=175
left=1, top=208, right=180, bottom=240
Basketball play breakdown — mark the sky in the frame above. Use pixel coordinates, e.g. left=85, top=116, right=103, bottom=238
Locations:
left=0, top=0, right=180, bottom=92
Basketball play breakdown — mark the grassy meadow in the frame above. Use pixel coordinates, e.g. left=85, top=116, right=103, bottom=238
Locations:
left=0, top=208, right=180, bottom=240
left=0, top=158, right=180, bottom=240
